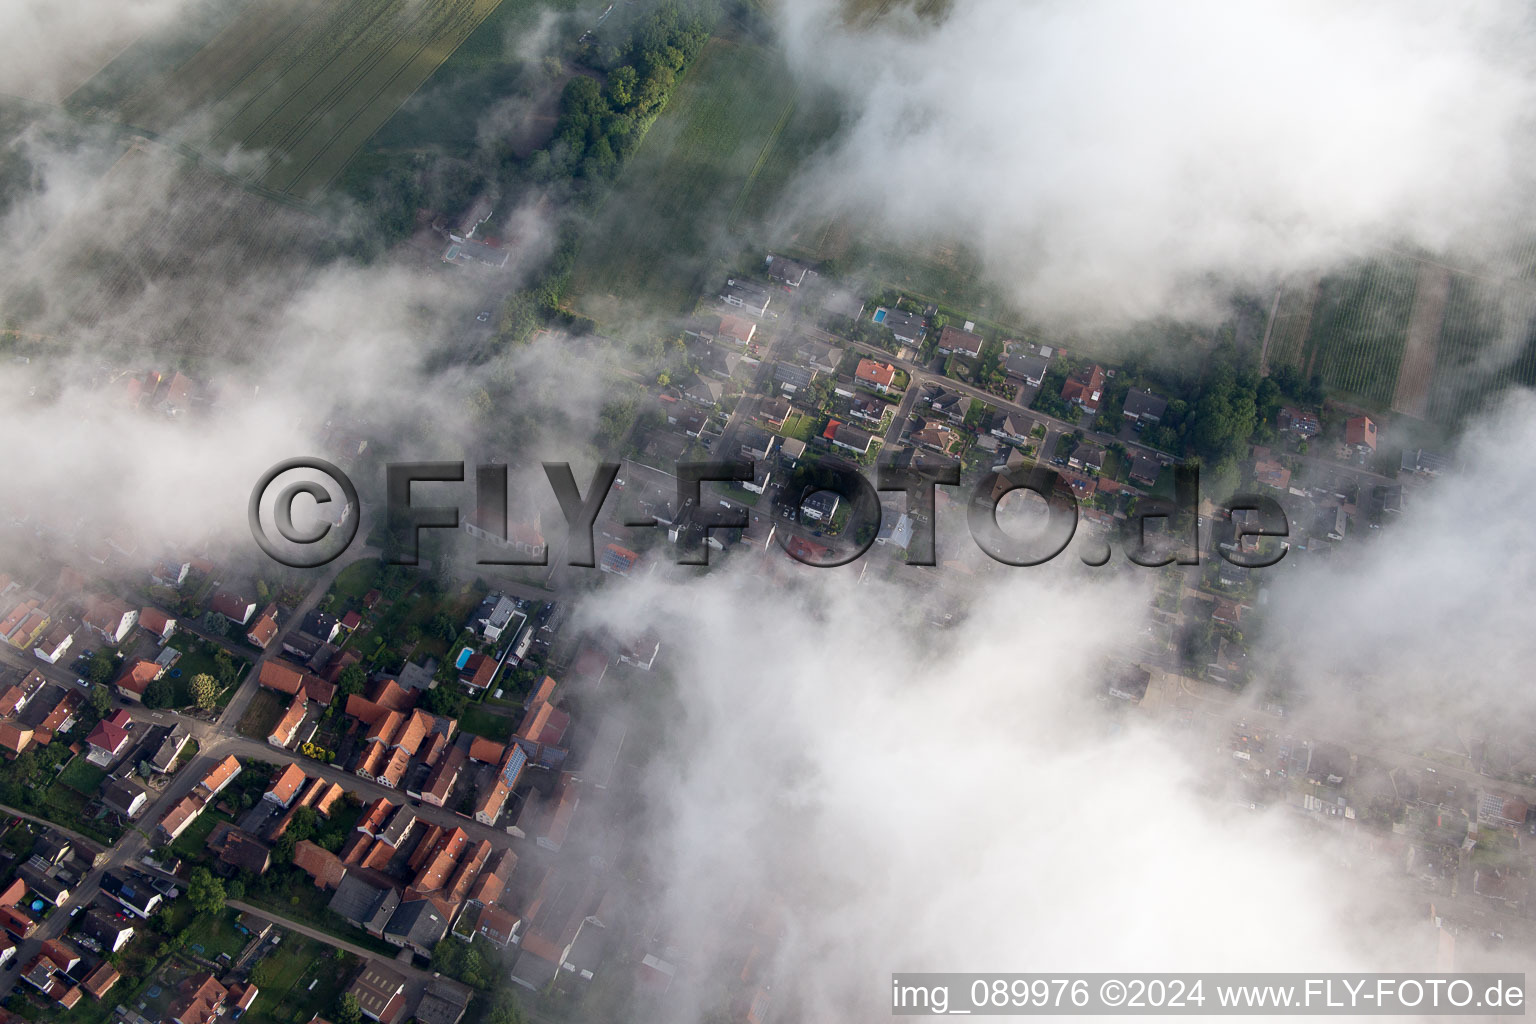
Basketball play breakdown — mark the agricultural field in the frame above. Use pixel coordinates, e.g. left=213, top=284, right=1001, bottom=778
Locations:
left=1426, top=274, right=1536, bottom=424
left=569, top=36, right=799, bottom=319
left=70, top=0, right=518, bottom=200
left=1262, top=257, right=1417, bottom=411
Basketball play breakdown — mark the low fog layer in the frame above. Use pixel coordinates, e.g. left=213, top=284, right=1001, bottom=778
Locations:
left=776, top=0, right=1536, bottom=324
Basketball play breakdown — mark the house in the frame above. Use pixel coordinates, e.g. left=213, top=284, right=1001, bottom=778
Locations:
left=854, top=358, right=898, bottom=393
left=936, top=325, right=983, bottom=358
left=265, top=763, right=307, bottom=807
left=773, top=362, right=816, bottom=394
left=209, top=591, right=256, bottom=626
left=1212, top=599, right=1243, bottom=626
left=83, top=598, right=136, bottom=644
left=151, top=559, right=191, bottom=588
left=759, top=396, right=791, bottom=428
left=1344, top=416, right=1378, bottom=453
left=682, top=380, right=724, bottom=408
left=990, top=414, right=1030, bottom=445
left=216, top=830, right=272, bottom=877
left=738, top=461, right=771, bottom=496
left=800, top=491, right=839, bottom=522
left=99, top=872, right=160, bottom=918
left=350, top=963, right=409, bottom=1024
left=0, top=723, right=34, bottom=757
left=927, top=389, right=968, bottom=422
left=719, top=279, right=771, bottom=316
left=383, top=899, right=450, bottom=959
left=1121, top=389, right=1168, bottom=424
left=823, top=419, right=874, bottom=455
left=765, top=255, right=808, bottom=287
left=618, top=633, right=661, bottom=670
left=877, top=308, right=926, bottom=344
left=101, top=776, right=148, bottom=819
left=292, top=610, right=340, bottom=648
left=1401, top=448, right=1448, bottom=475
left=1003, top=350, right=1048, bottom=386
left=0, top=905, right=35, bottom=939
left=1069, top=445, right=1105, bottom=473
left=246, top=604, right=279, bottom=648
left=31, top=620, right=75, bottom=665
left=911, top=425, right=957, bottom=453
left=114, top=658, right=164, bottom=702
left=75, top=910, right=134, bottom=954
left=169, top=972, right=227, bottom=1024
left=293, top=840, right=348, bottom=889
left=84, top=709, right=133, bottom=763
left=448, top=196, right=493, bottom=242
left=328, top=876, right=401, bottom=937
left=1254, top=456, right=1291, bottom=490
left=600, top=544, right=639, bottom=577
left=76, top=963, right=118, bottom=1002
left=474, top=904, right=521, bottom=947
left=469, top=594, right=520, bottom=643
left=848, top=395, right=886, bottom=424
left=150, top=727, right=189, bottom=773
left=138, top=607, right=176, bottom=643
left=449, top=652, right=491, bottom=694
left=780, top=436, right=807, bottom=466
left=20, top=941, right=81, bottom=1008
left=1061, top=365, right=1106, bottom=414
left=738, top=427, right=779, bottom=462
left=793, top=338, right=841, bottom=373
left=199, top=754, right=242, bottom=799
left=1130, top=451, right=1162, bottom=487
left=158, top=794, right=206, bottom=844
left=1279, top=406, right=1321, bottom=436
left=717, top=314, right=757, bottom=347
left=268, top=695, right=307, bottom=748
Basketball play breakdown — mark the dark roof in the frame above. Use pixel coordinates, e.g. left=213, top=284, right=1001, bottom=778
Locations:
left=383, top=898, right=449, bottom=949
left=1122, top=389, right=1168, bottom=419
left=327, top=876, right=398, bottom=929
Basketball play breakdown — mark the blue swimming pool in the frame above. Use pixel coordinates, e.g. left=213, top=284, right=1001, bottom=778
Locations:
left=454, top=648, right=472, bottom=669
left=873, top=308, right=887, bottom=323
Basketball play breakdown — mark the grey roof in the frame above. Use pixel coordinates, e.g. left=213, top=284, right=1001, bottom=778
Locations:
left=1004, top=352, right=1048, bottom=382
left=721, top=278, right=771, bottom=310
left=1122, top=389, right=1168, bottom=420
left=384, top=898, right=449, bottom=949
left=510, top=947, right=562, bottom=991
left=773, top=363, right=816, bottom=390
left=415, top=978, right=474, bottom=1024
left=377, top=806, right=417, bottom=849
left=328, top=875, right=399, bottom=930
left=101, top=777, right=147, bottom=817
left=879, top=309, right=925, bottom=339
left=75, top=909, right=133, bottom=949
left=766, top=256, right=808, bottom=285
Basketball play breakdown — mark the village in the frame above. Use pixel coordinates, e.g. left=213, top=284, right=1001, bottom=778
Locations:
left=0, top=252, right=1514, bottom=1024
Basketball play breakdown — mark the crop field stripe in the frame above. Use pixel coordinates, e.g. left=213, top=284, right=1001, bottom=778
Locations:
left=279, top=0, right=507, bottom=197
left=219, top=0, right=402, bottom=155
left=121, top=0, right=320, bottom=130
left=725, top=90, right=797, bottom=231
left=253, top=0, right=439, bottom=187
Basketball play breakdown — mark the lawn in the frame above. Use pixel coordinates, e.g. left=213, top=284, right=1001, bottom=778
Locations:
left=328, top=558, right=383, bottom=608
left=570, top=34, right=800, bottom=318
left=458, top=704, right=513, bottom=741
left=74, top=0, right=519, bottom=199
left=777, top=411, right=818, bottom=442
left=58, top=758, right=108, bottom=795
left=238, top=689, right=285, bottom=741
left=170, top=807, right=231, bottom=862
left=248, top=934, right=359, bottom=1024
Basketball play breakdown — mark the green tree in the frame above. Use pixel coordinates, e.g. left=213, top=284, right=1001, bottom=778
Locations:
left=337, top=663, right=367, bottom=700
left=187, top=868, right=225, bottom=916
left=142, top=677, right=173, bottom=709
left=190, top=673, right=219, bottom=710
left=88, top=684, right=112, bottom=718
left=335, top=992, right=362, bottom=1024
left=87, top=652, right=115, bottom=685
left=485, top=993, right=526, bottom=1024
left=607, top=64, right=637, bottom=107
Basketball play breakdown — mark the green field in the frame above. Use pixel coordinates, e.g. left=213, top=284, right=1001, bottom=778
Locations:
left=1263, top=257, right=1417, bottom=410
left=570, top=35, right=799, bottom=318
left=1427, top=274, right=1536, bottom=423
left=72, top=0, right=518, bottom=199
